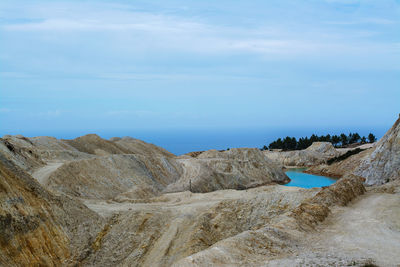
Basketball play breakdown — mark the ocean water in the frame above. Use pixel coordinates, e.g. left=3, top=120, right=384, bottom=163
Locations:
left=285, top=168, right=337, bottom=189
left=3, top=126, right=385, bottom=155
left=5, top=128, right=319, bottom=155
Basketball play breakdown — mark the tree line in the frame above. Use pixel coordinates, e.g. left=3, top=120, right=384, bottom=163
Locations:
left=263, top=132, right=376, bottom=151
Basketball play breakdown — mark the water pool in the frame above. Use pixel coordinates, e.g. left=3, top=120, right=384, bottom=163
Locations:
left=285, top=168, right=337, bottom=189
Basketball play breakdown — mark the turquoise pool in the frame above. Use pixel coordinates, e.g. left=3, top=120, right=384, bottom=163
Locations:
left=285, top=168, right=337, bottom=189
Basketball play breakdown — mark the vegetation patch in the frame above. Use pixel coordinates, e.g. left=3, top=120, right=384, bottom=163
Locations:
left=264, top=132, right=376, bottom=151
left=327, top=148, right=364, bottom=165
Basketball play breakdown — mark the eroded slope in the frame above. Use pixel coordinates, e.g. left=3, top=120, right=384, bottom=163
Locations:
left=264, top=142, right=343, bottom=167
left=0, top=154, right=104, bottom=266
left=306, top=116, right=400, bottom=185
left=82, top=185, right=318, bottom=266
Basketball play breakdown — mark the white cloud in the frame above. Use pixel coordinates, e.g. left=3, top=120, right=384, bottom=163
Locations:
left=0, top=1, right=399, bottom=63
left=1, top=15, right=317, bottom=56
left=2, top=18, right=206, bottom=34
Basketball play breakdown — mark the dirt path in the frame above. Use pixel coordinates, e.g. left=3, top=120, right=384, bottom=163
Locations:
left=309, top=192, right=400, bottom=266
left=264, top=191, right=400, bottom=266
left=83, top=185, right=305, bottom=218
left=142, top=217, right=185, bottom=266
left=31, top=162, right=64, bottom=185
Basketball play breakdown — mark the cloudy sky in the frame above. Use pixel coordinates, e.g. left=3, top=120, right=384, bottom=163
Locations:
left=1, top=0, right=399, bottom=136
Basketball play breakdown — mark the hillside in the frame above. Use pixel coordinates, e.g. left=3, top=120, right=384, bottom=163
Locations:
left=307, top=116, right=400, bottom=185
left=0, top=118, right=399, bottom=266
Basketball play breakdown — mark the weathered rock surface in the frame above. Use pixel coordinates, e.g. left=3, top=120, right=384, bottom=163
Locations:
left=0, top=136, right=45, bottom=172
left=264, top=142, right=342, bottom=167
left=82, top=185, right=318, bottom=267
left=307, top=116, right=400, bottom=185
left=46, top=154, right=182, bottom=200
left=0, top=153, right=104, bottom=266
left=306, top=148, right=372, bottom=178
left=165, top=148, right=289, bottom=193
left=62, top=134, right=132, bottom=156
left=173, top=175, right=375, bottom=267
left=1, top=123, right=399, bottom=266
left=63, top=134, right=176, bottom=158
left=306, top=141, right=338, bottom=154
left=1, top=135, right=289, bottom=200
left=111, top=136, right=176, bottom=158
left=354, top=116, right=400, bottom=185
left=40, top=147, right=288, bottom=200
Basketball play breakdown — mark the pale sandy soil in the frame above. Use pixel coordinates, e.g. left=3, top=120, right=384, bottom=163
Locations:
left=315, top=192, right=400, bottom=266
left=31, top=162, right=63, bottom=185
left=336, top=142, right=375, bottom=153
left=25, top=147, right=400, bottom=266
left=266, top=191, right=400, bottom=266
left=83, top=185, right=306, bottom=218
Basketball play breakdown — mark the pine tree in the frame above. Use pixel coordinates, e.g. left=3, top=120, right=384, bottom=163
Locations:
left=361, top=136, right=367, bottom=143
left=350, top=133, right=361, bottom=144
left=368, top=133, right=376, bottom=143
left=340, top=133, right=348, bottom=146
left=332, top=135, right=340, bottom=147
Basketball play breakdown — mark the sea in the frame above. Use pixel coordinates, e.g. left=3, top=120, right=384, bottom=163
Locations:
left=4, top=126, right=387, bottom=155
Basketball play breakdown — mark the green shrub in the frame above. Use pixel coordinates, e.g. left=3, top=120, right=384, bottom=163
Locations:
left=327, top=148, right=364, bottom=165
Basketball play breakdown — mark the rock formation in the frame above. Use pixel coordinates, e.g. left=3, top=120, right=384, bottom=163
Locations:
left=82, top=185, right=318, bottom=266
left=0, top=154, right=104, bottom=266
left=46, top=154, right=182, bottom=200
left=0, top=135, right=289, bottom=201
left=264, top=141, right=343, bottom=167
left=111, top=136, right=175, bottom=158
left=0, top=136, right=45, bottom=172
left=173, top=175, right=372, bottom=267
left=354, top=116, right=400, bottom=185
left=0, top=119, right=399, bottom=266
left=307, top=116, right=400, bottom=185
left=306, top=149, right=372, bottom=178
left=166, top=148, right=289, bottom=193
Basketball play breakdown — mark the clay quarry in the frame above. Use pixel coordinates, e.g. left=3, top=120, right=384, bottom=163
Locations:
left=1, top=116, right=399, bottom=266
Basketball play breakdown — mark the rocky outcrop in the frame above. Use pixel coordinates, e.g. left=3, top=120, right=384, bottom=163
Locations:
left=0, top=156, right=70, bottom=266
left=288, top=174, right=366, bottom=230
left=63, top=134, right=132, bottom=156
left=111, top=136, right=176, bottom=158
left=165, top=148, right=289, bottom=193
left=173, top=175, right=368, bottom=267
left=0, top=136, right=45, bottom=172
left=63, top=134, right=176, bottom=158
left=264, top=142, right=343, bottom=167
left=354, top=116, right=400, bottom=185
left=82, top=185, right=318, bottom=266
left=0, top=153, right=104, bottom=266
left=46, top=154, right=182, bottom=200
left=307, top=116, right=400, bottom=185
left=43, top=148, right=288, bottom=200
left=0, top=134, right=292, bottom=266
left=306, top=141, right=338, bottom=154
left=32, top=143, right=288, bottom=200
left=0, top=135, right=289, bottom=201
left=2, top=128, right=398, bottom=266
left=306, top=148, right=372, bottom=178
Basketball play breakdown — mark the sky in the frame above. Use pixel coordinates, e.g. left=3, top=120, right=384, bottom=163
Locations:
left=0, top=0, right=399, bottom=151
